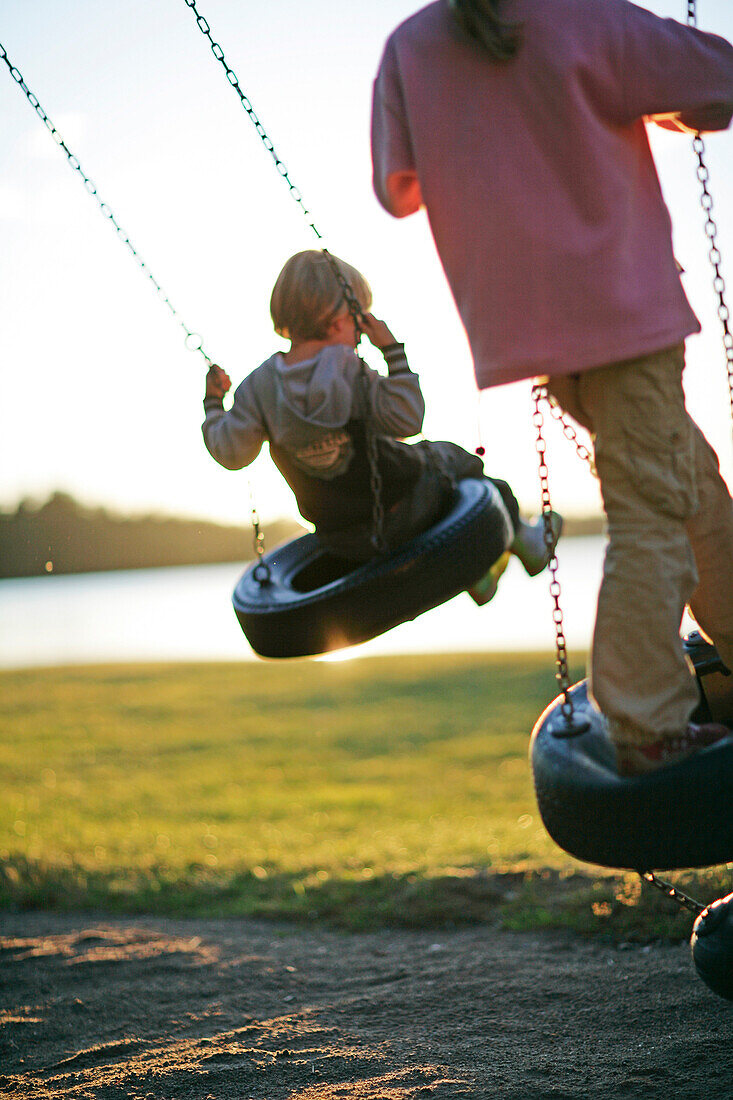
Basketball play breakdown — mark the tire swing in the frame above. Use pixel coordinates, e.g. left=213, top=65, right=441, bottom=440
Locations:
left=530, top=634, right=733, bottom=1001
left=531, top=633, right=733, bottom=872
left=234, top=478, right=511, bottom=659
left=178, top=1, right=513, bottom=659
left=529, top=1, right=733, bottom=999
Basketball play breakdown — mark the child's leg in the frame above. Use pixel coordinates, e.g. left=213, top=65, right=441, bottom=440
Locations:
left=549, top=346, right=703, bottom=746
left=685, top=421, right=733, bottom=674
left=415, top=441, right=561, bottom=598
left=484, top=477, right=520, bottom=530
left=413, top=440, right=485, bottom=484
left=413, top=442, right=523, bottom=532
left=482, top=476, right=562, bottom=575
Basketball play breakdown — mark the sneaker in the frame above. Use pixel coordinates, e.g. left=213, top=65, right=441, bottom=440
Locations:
left=616, top=721, right=731, bottom=777
left=468, top=550, right=511, bottom=606
left=511, top=511, right=563, bottom=577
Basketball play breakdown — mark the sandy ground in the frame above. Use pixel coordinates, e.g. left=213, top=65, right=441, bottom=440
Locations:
left=1, top=913, right=732, bottom=1099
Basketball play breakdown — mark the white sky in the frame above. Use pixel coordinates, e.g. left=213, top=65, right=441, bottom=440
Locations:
left=1, top=0, right=733, bottom=525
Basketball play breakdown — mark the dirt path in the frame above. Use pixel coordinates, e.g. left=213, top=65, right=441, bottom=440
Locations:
left=1, top=912, right=731, bottom=1099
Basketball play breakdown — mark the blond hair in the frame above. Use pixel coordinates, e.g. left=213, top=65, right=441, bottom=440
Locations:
left=270, top=250, right=372, bottom=341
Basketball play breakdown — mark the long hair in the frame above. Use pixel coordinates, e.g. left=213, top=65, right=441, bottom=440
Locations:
left=448, top=0, right=523, bottom=61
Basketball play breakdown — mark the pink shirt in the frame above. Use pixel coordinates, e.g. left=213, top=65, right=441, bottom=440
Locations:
left=371, top=0, right=733, bottom=388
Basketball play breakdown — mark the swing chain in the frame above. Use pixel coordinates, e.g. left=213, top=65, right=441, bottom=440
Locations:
left=686, top=1, right=733, bottom=439
left=182, top=0, right=387, bottom=553
left=248, top=487, right=270, bottom=584
left=179, top=3, right=371, bottom=322
left=640, top=871, right=705, bottom=916
left=545, top=393, right=597, bottom=475
left=182, top=0, right=321, bottom=244
left=0, top=43, right=212, bottom=366
left=309, top=262, right=386, bottom=552
left=315, top=251, right=388, bottom=555
left=362, top=373, right=387, bottom=553
left=179, top=1, right=367, bottom=334
left=532, top=384, right=576, bottom=723
left=181, top=2, right=370, bottom=332
left=691, top=139, right=733, bottom=434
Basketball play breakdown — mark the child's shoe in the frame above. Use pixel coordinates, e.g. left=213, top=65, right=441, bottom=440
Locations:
left=616, top=722, right=731, bottom=777
left=511, top=511, right=563, bottom=576
left=468, top=550, right=511, bottom=606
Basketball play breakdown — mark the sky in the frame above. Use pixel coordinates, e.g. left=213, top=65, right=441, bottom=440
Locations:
left=2, top=0, right=733, bottom=527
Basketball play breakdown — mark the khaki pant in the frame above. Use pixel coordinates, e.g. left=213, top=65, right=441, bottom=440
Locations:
left=548, top=345, right=733, bottom=746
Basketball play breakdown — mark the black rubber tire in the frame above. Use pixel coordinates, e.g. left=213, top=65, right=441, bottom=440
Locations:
left=530, top=675, right=733, bottom=871
left=691, top=894, right=733, bottom=1000
left=232, top=478, right=512, bottom=659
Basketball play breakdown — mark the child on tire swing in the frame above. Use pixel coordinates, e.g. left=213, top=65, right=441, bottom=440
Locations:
left=202, top=249, right=562, bottom=603
left=370, top=0, right=733, bottom=772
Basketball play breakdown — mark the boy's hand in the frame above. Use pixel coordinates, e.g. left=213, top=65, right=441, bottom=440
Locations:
left=205, top=363, right=231, bottom=399
left=361, top=313, right=398, bottom=349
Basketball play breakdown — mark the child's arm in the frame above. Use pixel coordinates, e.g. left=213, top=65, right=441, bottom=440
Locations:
left=358, top=315, right=426, bottom=438
left=618, top=6, right=733, bottom=132
left=205, top=363, right=231, bottom=400
left=202, top=366, right=267, bottom=471
left=360, top=314, right=400, bottom=350
left=371, top=40, right=423, bottom=219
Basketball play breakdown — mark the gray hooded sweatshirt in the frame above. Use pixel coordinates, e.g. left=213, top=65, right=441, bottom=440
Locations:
left=202, top=343, right=438, bottom=545
left=203, top=343, right=423, bottom=473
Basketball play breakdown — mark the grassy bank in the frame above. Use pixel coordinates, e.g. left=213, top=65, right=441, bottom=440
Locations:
left=1, top=655, right=728, bottom=939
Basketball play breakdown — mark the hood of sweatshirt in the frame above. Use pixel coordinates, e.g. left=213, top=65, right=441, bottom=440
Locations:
left=259, top=346, right=358, bottom=450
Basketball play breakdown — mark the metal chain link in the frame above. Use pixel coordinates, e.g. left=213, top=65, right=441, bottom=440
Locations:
left=248, top=484, right=270, bottom=583
left=0, top=39, right=276, bottom=567
left=181, top=0, right=386, bottom=551
left=532, top=385, right=577, bottom=725
left=0, top=41, right=212, bottom=366
left=183, top=0, right=320, bottom=241
left=686, top=0, right=733, bottom=443
left=633, top=2, right=719, bottom=931
left=691, top=138, right=733, bottom=438
left=549, top=0, right=712, bottom=932
left=530, top=0, right=732, bottom=730
left=542, top=0, right=733, bottom=472
left=640, top=871, right=705, bottom=916
left=545, top=393, right=597, bottom=475
left=179, top=0, right=370, bottom=326
left=362, top=381, right=387, bottom=553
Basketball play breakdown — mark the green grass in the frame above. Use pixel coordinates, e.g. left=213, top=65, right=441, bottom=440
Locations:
left=1, top=654, right=729, bottom=939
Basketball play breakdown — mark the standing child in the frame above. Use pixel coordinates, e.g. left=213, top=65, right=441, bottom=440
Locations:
left=371, top=0, right=733, bottom=773
left=202, top=249, right=561, bottom=602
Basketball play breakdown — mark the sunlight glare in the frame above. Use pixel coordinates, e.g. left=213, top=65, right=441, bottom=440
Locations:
left=317, top=648, right=361, bottom=663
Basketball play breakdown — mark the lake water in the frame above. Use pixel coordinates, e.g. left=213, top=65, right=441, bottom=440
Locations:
left=0, top=537, right=610, bottom=668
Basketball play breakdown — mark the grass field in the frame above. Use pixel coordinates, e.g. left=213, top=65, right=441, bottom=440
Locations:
left=1, top=654, right=728, bottom=940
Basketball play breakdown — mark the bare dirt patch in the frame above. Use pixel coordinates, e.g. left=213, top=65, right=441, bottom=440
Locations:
left=1, top=912, right=732, bottom=1098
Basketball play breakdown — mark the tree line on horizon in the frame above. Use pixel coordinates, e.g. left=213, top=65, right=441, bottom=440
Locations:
left=0, top=491, right=604, bottom=580
left=0, top=492, right=305, bottom=578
